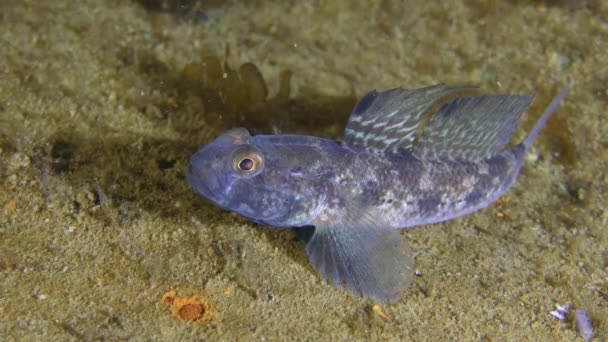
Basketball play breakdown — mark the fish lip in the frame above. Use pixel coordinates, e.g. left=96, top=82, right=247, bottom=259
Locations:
left=186, top=162, right=228, bottom=207
left=186, top=163, right=211, bottom=197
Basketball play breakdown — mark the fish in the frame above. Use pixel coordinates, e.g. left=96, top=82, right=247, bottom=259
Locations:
left=187, top=83, right=570, bottom=302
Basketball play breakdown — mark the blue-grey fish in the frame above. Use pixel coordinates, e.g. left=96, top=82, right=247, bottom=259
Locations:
left=187, top=83, right=569, bottom=302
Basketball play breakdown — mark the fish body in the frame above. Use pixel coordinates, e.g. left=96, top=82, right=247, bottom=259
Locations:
left=187, top=84, right=569, bottom=302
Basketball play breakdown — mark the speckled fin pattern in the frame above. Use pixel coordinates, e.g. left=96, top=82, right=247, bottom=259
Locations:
left=344, top=85, right=536, bottom=161
left=413, top=93, right=534, bottom=160
left=343, top=84, right=467, bottom=155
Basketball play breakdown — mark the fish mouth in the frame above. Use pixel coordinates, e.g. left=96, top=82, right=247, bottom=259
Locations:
left=186, top=163, right=227, bottom=206
left=186, top=164, right=212, bottom=197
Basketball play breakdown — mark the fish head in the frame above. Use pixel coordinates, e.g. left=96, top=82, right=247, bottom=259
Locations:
left=187, top=128, right=320, bottom=225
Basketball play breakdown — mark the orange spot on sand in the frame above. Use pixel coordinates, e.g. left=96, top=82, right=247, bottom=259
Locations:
left=162, top=290, right=211, bottom=323
left=5, top=202, right=17, bottom=211
left=494, top=196, right=509, bottom=207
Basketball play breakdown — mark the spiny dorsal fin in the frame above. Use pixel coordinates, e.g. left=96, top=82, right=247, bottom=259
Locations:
left=343, top=85, right=470, bottom=155
left=412, top=93, right=534, bottom=161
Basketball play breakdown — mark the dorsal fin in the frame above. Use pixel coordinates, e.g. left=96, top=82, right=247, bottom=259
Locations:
left=343, top=85, right=470, bottom=155
left=412, top=93, right=534, bottom=161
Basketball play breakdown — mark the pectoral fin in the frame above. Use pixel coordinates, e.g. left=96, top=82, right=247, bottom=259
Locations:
left=305, top=213, right=413, bottom=302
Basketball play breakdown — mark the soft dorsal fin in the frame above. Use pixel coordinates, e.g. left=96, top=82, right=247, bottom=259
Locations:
left=343, top=84, right=470, bottom=155
left=412, top=93, right=534, bottom=161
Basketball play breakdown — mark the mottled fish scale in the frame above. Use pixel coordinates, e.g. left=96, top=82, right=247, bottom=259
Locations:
left=377, top=148, right=524, bottom=228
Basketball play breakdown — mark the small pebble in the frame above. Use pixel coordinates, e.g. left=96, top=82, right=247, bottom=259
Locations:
left=575, top=310, right=594, bottom=342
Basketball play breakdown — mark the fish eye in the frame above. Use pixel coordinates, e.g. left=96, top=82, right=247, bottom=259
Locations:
left=238, top=158, right=255, bottom=171
left=231, top=145, right=264, bottom=177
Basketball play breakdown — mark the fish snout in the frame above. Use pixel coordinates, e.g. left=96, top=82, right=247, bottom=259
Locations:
left=187, top=152, right=228, bottom=203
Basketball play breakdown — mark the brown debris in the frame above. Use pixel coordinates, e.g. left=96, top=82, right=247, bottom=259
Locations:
left=371, top=304, right=392, bottom=322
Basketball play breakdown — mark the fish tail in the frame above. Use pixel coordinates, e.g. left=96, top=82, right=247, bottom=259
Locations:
left=523, top=82, right=572, bottom=150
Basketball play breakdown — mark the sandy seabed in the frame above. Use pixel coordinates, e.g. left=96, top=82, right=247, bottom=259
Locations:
left=1, top=1, right=607, bottom=340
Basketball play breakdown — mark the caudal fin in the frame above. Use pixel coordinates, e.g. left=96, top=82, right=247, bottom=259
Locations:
left=523, top=82, right=572, bottom=149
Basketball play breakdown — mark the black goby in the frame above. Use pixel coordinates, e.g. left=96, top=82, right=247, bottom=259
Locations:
left=188, top=83, right=570, bottom=302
